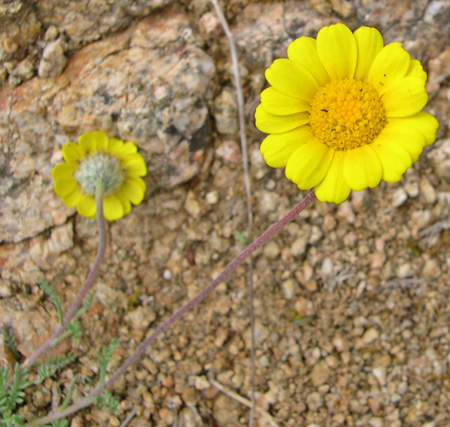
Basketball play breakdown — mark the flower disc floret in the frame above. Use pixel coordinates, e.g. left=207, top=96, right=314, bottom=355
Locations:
left=74, top=153, right=125, bottom=196
left=255, top=23, right=438, bottom=204
left=52, top=131, right=147, bottom=221
left=309, top=79, right=386, bottom=151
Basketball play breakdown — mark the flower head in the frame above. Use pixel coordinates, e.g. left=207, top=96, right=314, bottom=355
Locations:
left=256, top=23, right=438, bottom=203
left=52, top=131, right=147, bottom=221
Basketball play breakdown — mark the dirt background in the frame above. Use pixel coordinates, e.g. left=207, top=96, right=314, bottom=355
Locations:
left=2, top=0, right=450, bottom=426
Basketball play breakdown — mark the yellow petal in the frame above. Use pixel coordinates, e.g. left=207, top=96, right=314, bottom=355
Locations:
left=379, top=121, right=427, bottom=162
left=382, top=76, right=427, bottom=117
left=260, top=87, right=310, bottom=115
left=314, top=151, right=351, bottom=204
left=120, top=178, right=146, bottom=205
left=103, top=194, right=124, bottom=221
left=54, top=177, right=77, bottom=196
left=316, top=23, right=357, bottom=80
left=52, top=163, right=74, bottom=180
left=260, top=126, right=315, bottom=168
left=77, top=195, right=96, bottom=218
left=387, top=112, right=438, bottom=145
left=343, top=145, right=382, bottom=191
left=119, top=196, right=131, bottom=217
left=92, top=131, right=108, bottom=151
left=406, top=59, right=427, bottom=83
left=285, top=140, right=334, bottom=189
left=255, top=104, right=309, bottom=134
left=265, top=58, right=319, bottom=102
left=124, top=175, right=146, bottom=192
left=62, top=142, right=84, bottom=166
left=61, top=188, right=82, bottom=207
left=78, top=132, right=98, bottom=154
left=370, top=134, right=412, bottom=182
left=353, top=26, right=384, bottom=81
left=122, top=153, right=147, bottom=176
left=287, top=37, right=330, bottom=86
left=119, top=142, right=138, bottom=156
left=107, top=137, right=124, bottom=153
left=367, top=42, right=410, bottom=95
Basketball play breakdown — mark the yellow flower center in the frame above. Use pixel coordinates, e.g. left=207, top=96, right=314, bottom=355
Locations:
left=309, top=79, right=386, bottom=151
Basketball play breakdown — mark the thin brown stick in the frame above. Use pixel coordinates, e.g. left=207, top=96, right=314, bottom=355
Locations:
left=209, top=378, right=280, bottom=427
left=208, top=1, right=257, bottom=424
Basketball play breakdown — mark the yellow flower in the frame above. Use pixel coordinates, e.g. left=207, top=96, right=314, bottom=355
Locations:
left=255, top=23, right=438, bottom=204
left=52, top=131, right=147, bottom=221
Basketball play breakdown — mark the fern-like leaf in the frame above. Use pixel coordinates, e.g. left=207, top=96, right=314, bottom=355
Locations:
left=36, top=353, right=78, bottom=383
left=37, top=278, right=63, bottom=324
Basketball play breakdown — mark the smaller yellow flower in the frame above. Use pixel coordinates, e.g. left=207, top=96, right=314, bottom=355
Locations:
left=52, top=131, right=147, bottom=221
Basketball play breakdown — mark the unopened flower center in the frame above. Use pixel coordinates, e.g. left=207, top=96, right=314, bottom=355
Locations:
left=309, top=79, right=386, bottom=151
left=74, top=153, right=124, bottom=196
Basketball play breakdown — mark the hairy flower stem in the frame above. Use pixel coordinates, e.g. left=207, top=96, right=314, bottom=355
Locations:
left=27, top=190, right=316, bottom=426
left=13, top=185, right=107, bottom=382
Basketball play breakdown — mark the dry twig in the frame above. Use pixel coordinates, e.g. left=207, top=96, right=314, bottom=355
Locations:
left=208, top=1, right=257, bottom=425
left=209, top=378, right=280, bottom=427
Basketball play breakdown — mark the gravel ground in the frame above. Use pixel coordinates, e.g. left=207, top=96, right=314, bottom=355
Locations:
left=2, top=1, right=450, bottom=426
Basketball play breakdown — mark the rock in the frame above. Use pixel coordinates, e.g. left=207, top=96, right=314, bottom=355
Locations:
left=291, top=236, right=308, bottom=256
left=424, top=1, right=448, bottom=24
left=310, top=360, right=331, bottom=387
left=213, top=394, right=240, bottom=425
left=396, top=262, right=415, bottom=278
left=362, top=327, right=379, bottom=344
left=124, top=305, right=156, bottom=331
left=243, top=322, right=269, bottom=349
left=281, top=278, right=298, bottom=300
left=44, top=25, right=59, bottom=42
left=263, top=241, right=280, bottom=259
left=368, top=417, right=383, bottom=427
left=213, top=87, right=238, bottom=135
left=215, top=139, right=242, bottom=164
left=427, top=48, right=450, bottom=96
left=38, top=38, right=67, bottom=78
left=392, top=188, right=408, bottom=207
left=192, top=376, right=210, bottom=391
left=372, top=366, right=387, bottom=386
left=428, top=139, right=450, bottom=178
left=306, top=391, right=324, bottom=411
left=205, top=190, right=219, bottom=205
left=184, top=191, right=202, bottom=218
left=419, top=177, right=437, bottom=204
left=198, top=12, right=222, bottom=40
left=423, top=258, right=440, bottom=279
left=179, top=407, right=204, bottom=427
left=0, top=9, right=215, bottom=243
left=404, top=181, right=419, bottom=198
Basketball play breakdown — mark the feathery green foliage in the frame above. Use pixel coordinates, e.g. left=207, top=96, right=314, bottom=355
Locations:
left=1, top=326, right=21, bottom=364
left=36, top=353, right=78, bottom=384
left=38, top=278, right=63, bottom=324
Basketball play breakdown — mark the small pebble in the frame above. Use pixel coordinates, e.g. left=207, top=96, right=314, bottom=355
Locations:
left=205, top=190, right=219, bottom=205
left=362, top=327, right=379, bottom=344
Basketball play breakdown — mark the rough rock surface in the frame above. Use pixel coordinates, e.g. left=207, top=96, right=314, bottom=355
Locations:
left=0, top=9, right=215, bottom=243
left=1, top=1, right=450, bottom=426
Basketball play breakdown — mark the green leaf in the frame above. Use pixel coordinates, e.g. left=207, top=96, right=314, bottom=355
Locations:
left=37, top=278, right=63, bottom=324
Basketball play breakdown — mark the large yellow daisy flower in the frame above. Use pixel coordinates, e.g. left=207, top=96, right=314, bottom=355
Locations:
left=52, top=131, right=147, bottom=221
left=255, top=23, right=438, bottom=203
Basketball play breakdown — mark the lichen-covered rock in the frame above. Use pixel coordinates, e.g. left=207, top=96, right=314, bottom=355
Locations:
left=38, top=38, right=67, bottom=78
left=0, top=0, right=172, bottom=88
